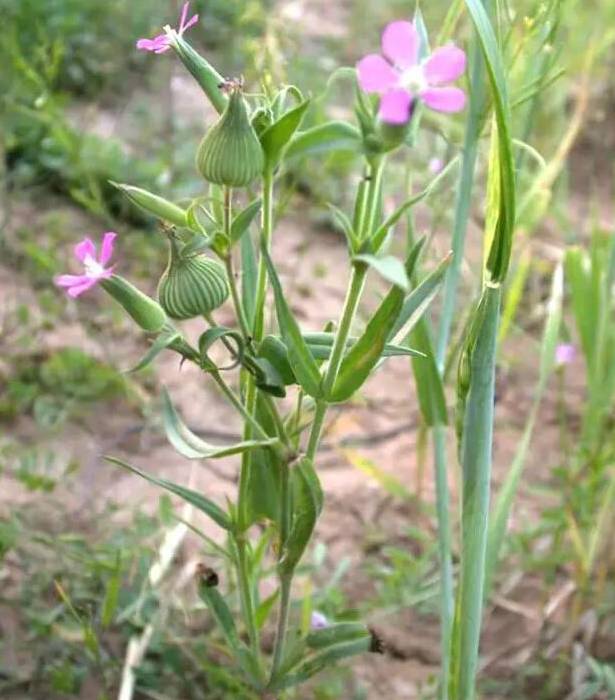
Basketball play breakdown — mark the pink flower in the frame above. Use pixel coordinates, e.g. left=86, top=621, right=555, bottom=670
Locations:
left=555, top=343, right=576, bottom=367
left=136, top=2, right=198, bottom=54
left=55, top=232, right=116, bottom=298
left=357, top=21, right=467, bottom=125
left=310, top=611, right=329, bottom=630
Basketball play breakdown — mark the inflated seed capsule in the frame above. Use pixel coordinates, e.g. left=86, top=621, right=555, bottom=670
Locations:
left=100, top=275, right=167, bottom=333
left=157, top=236, right=228, bottom=320
left=196, top=83, right=264, bottom=187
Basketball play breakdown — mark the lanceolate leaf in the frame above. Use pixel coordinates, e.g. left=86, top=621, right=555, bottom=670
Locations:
left=262, top=249, right=323, bottom=398
left=230, top=199, right=262, bottom=244
left=260, top=100, right=311, bottom=168
left=465, top=0, right=515, bottom=282
left=329, top=283, right=405, bottom=403
left=410, top=320, right=448, bottom=426
left=162, top=388, right=278, bottom=459
left=285, top=121, right=362, bottom=160
left=128, top=327, right=181, bottom=373
left=105, top=456, right=231, bottom=530
left=388, top=253, right=452, bottom=341
left=353, top=254, right=409, bottom=290
left=279, top=458, right=323, bottom=576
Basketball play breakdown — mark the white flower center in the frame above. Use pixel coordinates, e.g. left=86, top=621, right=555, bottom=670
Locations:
left=84, top=255, right=104, bottom=277
left=399, top=64, right=427, bottom=93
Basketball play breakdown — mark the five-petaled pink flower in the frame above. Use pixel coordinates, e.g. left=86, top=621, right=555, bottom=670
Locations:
left=136, top=2, right=198, bottom=54
left=357, top=21, right=467, bottom=125
left=55, top=232, right=117, bottom=298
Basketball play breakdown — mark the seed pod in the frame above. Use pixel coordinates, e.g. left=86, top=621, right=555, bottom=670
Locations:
left=196, top=86, right=264, bottom=187
left=100, top=275, right=167, bottom=333
left=158, top=237, right=228, bottom=319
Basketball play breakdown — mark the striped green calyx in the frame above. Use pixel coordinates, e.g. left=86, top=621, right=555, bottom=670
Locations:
left=158, top=236, right=229, bottom=319
left=196, top=83, right=264, bottom=187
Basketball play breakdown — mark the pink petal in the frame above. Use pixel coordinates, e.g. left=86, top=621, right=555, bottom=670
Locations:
left=356, top=54, right=399, bottom=94
left=420, top=87, right=466, bottom=112
left=67, top=278, right=98, bottom=298
left=74, top=238, right=96, bottom=263
left=378, top=89, right=413, bottom=125
left=382, top=21, right=419, bottom=70
left=136, top=35, right=169, bottom=52
left=99, top=232, right=117, bottom=266
left=178, top=2, right=189, bottom=30
left=55, top=274, right=90, bottom=288
left=182, top=13, right=199, bottom=32
left=424, top=46, right=467, bottom=85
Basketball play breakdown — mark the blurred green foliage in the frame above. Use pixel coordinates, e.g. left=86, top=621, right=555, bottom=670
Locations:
left=0, top=348, right=126, bottom=426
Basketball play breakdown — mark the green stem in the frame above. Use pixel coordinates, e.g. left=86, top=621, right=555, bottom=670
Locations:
left=234, top=536, right=261, bottom=670
left=435, top=24, right=488, bottom=372
left=270, top=575, right=292, bottom=679
left=223, top=187, right=252, bottom=341
left=209, top=369, right=269, bottom=441
left=305, top=265, right=367, bottom=459
left=450, top=285, right=501, bottom=700
left=433, top=424, right=454, bottom=699
left=237, top=169, right=275, bottom=532
left=303, top=156, right=384, bottom=460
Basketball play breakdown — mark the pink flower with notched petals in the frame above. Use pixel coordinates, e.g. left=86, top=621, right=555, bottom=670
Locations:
left=55, top=232, right=116, bottom=298
left=136, top=2, right=198, bottom=54
left=357, top=21, right=467, bottom=125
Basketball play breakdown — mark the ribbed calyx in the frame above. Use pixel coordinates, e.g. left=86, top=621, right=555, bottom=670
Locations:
left=196, top=86, right=264, bottom=187
left=158, top=237, right=229, bottom=319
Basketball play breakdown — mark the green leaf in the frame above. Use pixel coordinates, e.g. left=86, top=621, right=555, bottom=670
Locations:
left=262, top=248, right=323, bottom=398
left=450, top=284, right=502, bottom=700
left=303, top=333, right=423, bottom=359
left=465, top=0, right=516, bottom=282
left=245, top=356, right=287, bottom=398
left=255, top=588, right=280, bottom=630
left=128, top=327, right=181, bottom=373
left=258, top=336, right=296, bottom=385
left=162, top=388, right=278, bottom=459
left=329, top=277, right=407, bottom=403
left=327, top=204, right=357, bottom=253
left=105, top=456, right=231, bottom=530
left=388, top=253, right=452, bottom=341
left=409, top=320, right=448, bottom=426
left=196, top=576, right=262, bottom=685
left=271, top=636, right=373, bottom=691
left=231, top=199, right=262, bottom=244
left=279, top=458, right=323, bottom=576
left=285, top=121, right=362, bottom=160
left=101, top=566, right=121, bottom=628
left=260, top=100, right=311, bottom=168
left=306, top=622, right=370, bottom=650
left=198, top=327, right=244, bottom=369
left=354, top=254, right=409, bottom=291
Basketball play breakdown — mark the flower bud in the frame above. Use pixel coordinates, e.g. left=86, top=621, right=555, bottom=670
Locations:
left=196, top=85, right=264, bottom=188
left=100, top=275, right=167, bottom=333
left=158, top=237, right=228, bottom=319
left=111, top=182, right=188, bottom=228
